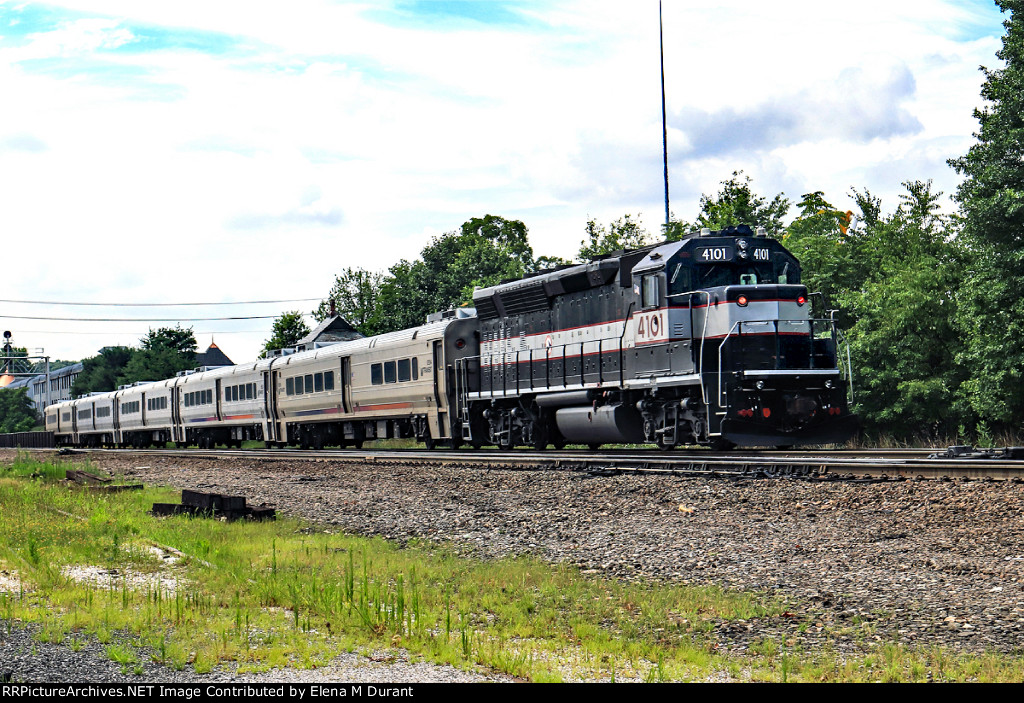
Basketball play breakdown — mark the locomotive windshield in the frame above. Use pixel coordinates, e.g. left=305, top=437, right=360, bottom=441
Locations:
left=668, top=250, right=800, bottom=295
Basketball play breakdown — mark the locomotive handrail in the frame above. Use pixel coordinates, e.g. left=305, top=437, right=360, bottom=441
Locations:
left=468, top=331, right=629, bottom=401
left=714, top=317, right=838, bottom=409
left=838, top=329, right=854, bottom=402
left=667, top=290, right=712, bottom=403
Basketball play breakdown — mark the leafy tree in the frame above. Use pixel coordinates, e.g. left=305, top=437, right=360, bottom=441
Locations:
left=948, top=0, right=1024, bottom=430
left=118, top=327, right=197, bottom=386
left=782, top=191, right=869, bottom=322
left=688, top=171, right=790, bottom=237
left=0, top=345, right=32, bottom=375
left=261, top=312, right=311, bottom=357
left=71, top=346, right=134, bottom=397
left=577, top=214, right=654, bottom=260
left=838, top=181, right=969, bottom=438
left=371, top=215, right=534, bottom=333
left=314, top=267, right=383, bottom=334
left=0, top=388, right=36, bottom=432
left=532, top=255, right=573, bottom=271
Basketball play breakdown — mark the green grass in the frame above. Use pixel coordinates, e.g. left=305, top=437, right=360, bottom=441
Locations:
left=2, top=452, right=1024, bottom=681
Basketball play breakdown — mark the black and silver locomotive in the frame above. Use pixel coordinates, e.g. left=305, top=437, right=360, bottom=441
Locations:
left=459, top=224, right=857, bottom=449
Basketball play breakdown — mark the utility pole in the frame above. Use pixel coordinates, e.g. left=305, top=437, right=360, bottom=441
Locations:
left=660, top=0, right=670, bottom=228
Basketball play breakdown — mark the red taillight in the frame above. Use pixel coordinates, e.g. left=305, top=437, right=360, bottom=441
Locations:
left=762, top=408, right=771, bottom=418
left=796, top=296, right=806, bottom=306
left=737, top=295, right=748, bottom=307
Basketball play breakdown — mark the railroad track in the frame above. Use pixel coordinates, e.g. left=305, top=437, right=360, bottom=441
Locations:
left=40, top=445, right=1024, bottom=482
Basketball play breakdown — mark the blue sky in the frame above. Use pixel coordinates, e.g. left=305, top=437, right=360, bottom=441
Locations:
left=0, top=0, right=1008, bottom=363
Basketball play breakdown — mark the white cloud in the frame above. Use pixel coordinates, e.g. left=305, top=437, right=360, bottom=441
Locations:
left=0, top=0, right=1007, bottom=362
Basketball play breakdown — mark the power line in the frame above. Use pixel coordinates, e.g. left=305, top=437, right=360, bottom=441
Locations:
left=0, top=297, right=322, bottom=307
left=11, top=328, right=273, bottom=335
left=0, top=314, right=307, bottom=322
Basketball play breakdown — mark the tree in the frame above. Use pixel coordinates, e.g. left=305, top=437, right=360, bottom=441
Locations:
left=577, top=214, right=654, bottom=260
left=371, top=215, right=535, bottom=333
left=781, top=191, right=869, bottom=321
left=948, top=0, right=1024, bottom=430
left=0, top=345, right=31, bottom=375
left=0, top=388, right=36, bottom=432
left=688, top=171, right=790, bottom=237
left=71, top=346, right=134, bottom=397
left=313, top=267, right=384, bottom=335
left=532, top=255, right=573, bottom=271
left=262, top=312, right=311, bottom=357
left=118, top=326, right=198, bottom=386
left=837, top=181, right=969, bottom=439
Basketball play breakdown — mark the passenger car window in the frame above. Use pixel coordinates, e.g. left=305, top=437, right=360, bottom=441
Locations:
left=304, top=375, right=313, bottom=394
left=315, top=373, right=324, bottom=393
left=384, top=361, right=396, bottom=384
left=397, top=359, right=410, bottom=383
left=324, top=371, right=335, bottom=391
left=371, top=364, right=383, bottom=385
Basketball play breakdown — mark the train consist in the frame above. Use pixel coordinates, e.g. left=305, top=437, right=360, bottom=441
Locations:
left=47, top=225, right=857, bottom=450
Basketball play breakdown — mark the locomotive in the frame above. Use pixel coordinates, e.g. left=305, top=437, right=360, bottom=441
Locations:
left=47, top=225, right=856, bottom=450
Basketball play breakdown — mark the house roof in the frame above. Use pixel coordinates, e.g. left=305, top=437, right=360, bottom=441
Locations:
left=195, top=342, right=233, bottom=368
left=295, top=316, right=364, bottom=350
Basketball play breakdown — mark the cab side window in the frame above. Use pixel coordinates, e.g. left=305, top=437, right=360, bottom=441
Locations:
left=641, top=274, right=659, bottom=309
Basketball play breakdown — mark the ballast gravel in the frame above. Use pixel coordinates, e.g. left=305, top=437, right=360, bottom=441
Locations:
left=5, top=448, right=1024, bottom=681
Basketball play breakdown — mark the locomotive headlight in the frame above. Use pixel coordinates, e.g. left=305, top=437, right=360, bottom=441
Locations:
left=755, top=380, right=765, bottom=390
left=737, top=239, right=748, bottom=250
left=737, top=250, right=749, bottom=260
left=825, top=379, right=834, bottom=389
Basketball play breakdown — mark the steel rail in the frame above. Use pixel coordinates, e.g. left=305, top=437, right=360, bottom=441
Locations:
left=38, top=446, right=1024, bottom=482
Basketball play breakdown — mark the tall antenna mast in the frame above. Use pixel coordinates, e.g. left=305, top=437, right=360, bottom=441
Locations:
left=659, top=1, right=670, bottom=227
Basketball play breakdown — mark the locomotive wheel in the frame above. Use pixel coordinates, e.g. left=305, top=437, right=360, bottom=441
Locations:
left=655, top=436, right=674, bottom=451
left=423, top=433, right=435, bottom=450
left=587, top=443, right=601, bottom=450
left=531, top=427, right=549, bottom=450
left=710, top=438, right=736, bottom=451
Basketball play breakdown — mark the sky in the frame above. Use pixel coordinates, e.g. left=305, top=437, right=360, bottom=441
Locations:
left=0, top=0, right=1008, bottom=365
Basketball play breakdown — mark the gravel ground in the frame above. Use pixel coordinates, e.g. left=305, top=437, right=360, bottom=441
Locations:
left=5, top=448, right=1024, bottom=680
left=0, top=623, right=509, bottom=684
